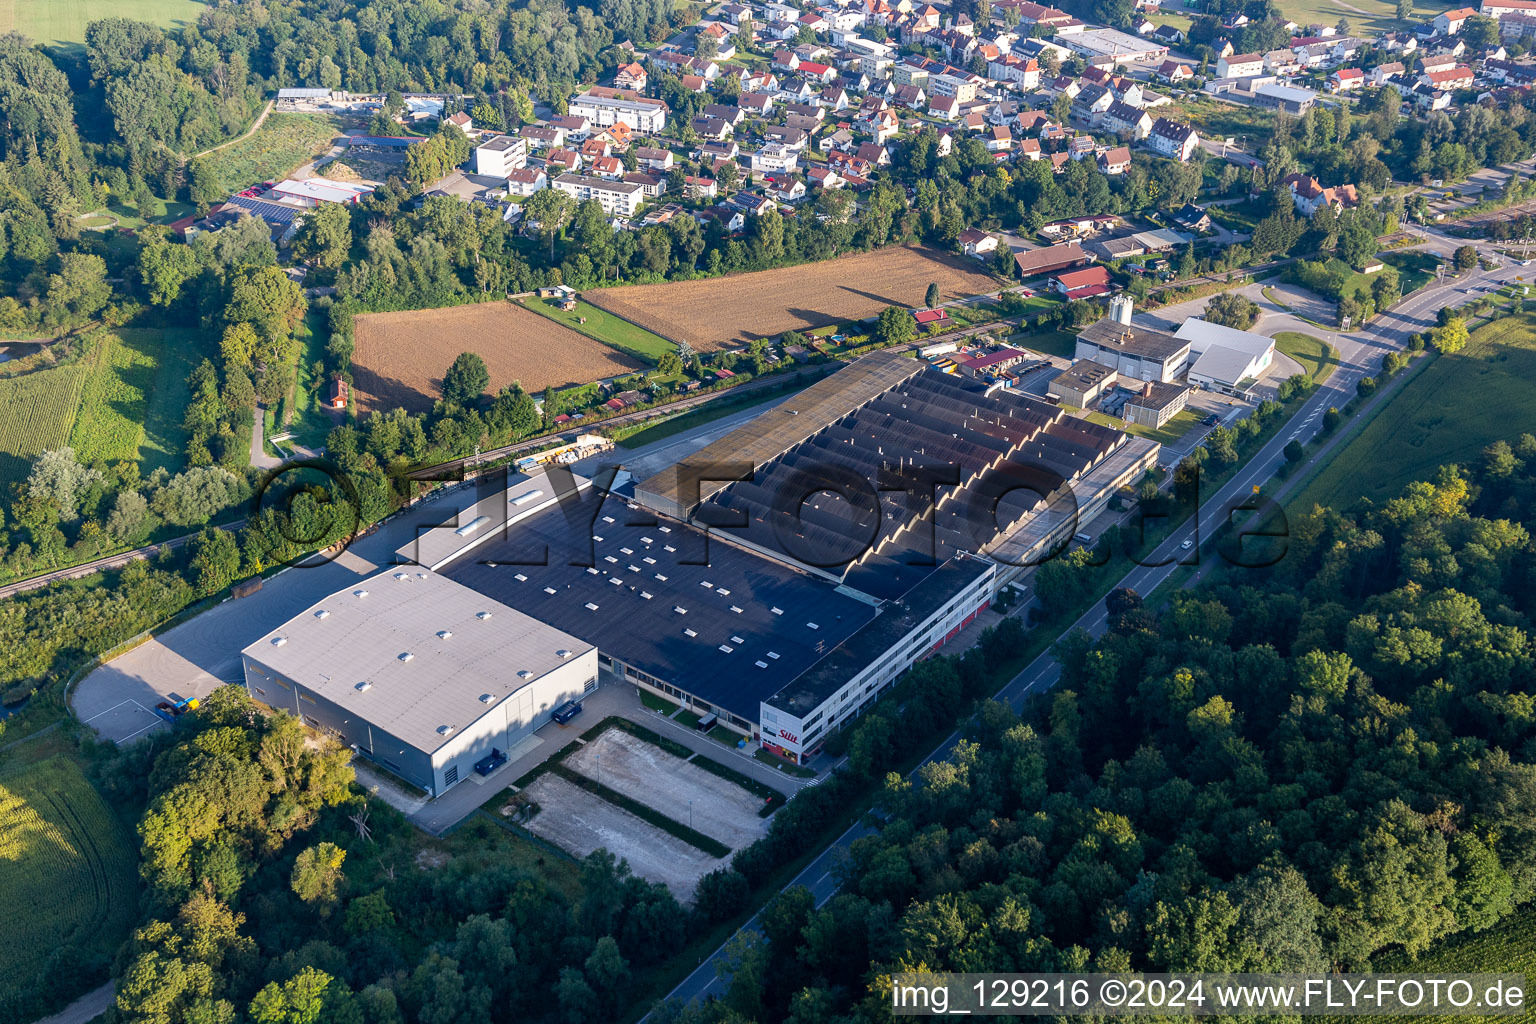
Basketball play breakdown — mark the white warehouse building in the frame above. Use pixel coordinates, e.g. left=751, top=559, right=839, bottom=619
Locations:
left=1174, top=317, right=1276, bottom=395
left=240, top=569, right=597, bottom=797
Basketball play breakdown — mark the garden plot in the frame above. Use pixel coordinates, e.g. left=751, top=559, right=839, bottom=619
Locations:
left=565, top=729, right=771, bottom=851
left=520, top=773, right=724, bottom=900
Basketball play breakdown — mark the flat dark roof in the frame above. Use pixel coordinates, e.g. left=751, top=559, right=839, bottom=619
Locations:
left=766, top=557, right=990, bottom=718
left=1077, top=317, right=1188, bottom=362
left=440, top=492, right=875, bottom=723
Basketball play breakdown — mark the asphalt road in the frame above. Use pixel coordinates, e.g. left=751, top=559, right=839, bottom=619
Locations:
left=646, top=241, right=1524, bottom=1015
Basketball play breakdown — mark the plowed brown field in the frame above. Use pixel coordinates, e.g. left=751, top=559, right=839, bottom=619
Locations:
left=584, top=246, right=1000, bottom=351
left=352, top=302, right=644, bottom=413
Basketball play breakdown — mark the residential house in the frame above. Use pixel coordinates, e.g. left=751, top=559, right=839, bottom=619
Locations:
left=819, top=127, right=855, bottom=151
left=680, top=74, right=708, bottom=93
left=1156, top=60, right=1192, bottom=84
left=1420, top=64, right=1475, bottom=89
left=770, top=177, right=807, bottom=202
left=692, top=116, right=733, bottom=141
left=740, top=92, right=775, bottom=116
left=521, top=124, right=565, bottom=149
left=1370, top=61, right=1406, bottom=83
left=1329, top=66, right=1365, bottom=91
left=684, top=175, right=719, bottom=199
left=749, top=143, right=800, bottom=173
left=634, top=146, right=674, bottom=171
left=505, top=166, right=548, bottom=196
left=615, top=62, right=648, bottom=91
left=1172, top=202, right=1211, bottom=232
left=1151, top=24, right=1184, bottom=45
left=893, top=83, right=928, bottom=108
left=1282, top=173, right=1359, bottom=215
left=1147, top=117, right=1198, bottom=160
left=987, top=125, right=1013, bottom=152
left=579, top=137, right=613, bottom=162
left=1102, top=100, right=1152, bottom=139
left=445, top=111, right=473, bottom=133
left=959, top=227, right=999, bottom=257
left=590, top=155, right=625, bottom=178
left=808, top=165, right=844, bottom=188
left=929, top=94, right=961, bottom=118
left=545, top=148, right=581, bottom=172
left=1072, top=83, right=1115, bottom=122
left=1098, top=146, right=1133, bottom=174
left=763, top=124, right=810, bottom=149
left=623, top=171, right=665, bottom=198
left=855, top=142, right=890, bottom=167
left=1434, top=6, right=1477, bottom=33
left=772, top=49, right=802, bottom=71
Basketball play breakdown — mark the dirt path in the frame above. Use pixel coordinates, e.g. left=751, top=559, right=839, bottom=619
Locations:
left=189, top=100, right=274, bottom=161
left=28, top=982, right=114, bottom=1024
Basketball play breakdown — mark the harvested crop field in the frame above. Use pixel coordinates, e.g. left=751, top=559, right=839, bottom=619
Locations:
left=584, top=246, right=1000, bottom=351
left=352, top=301, right=645, bottom=413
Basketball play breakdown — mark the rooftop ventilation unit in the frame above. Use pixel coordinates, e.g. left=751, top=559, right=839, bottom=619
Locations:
left=437, top=725, right=455, bottom=736
left=438, top=630, right=453, bottom=639
left=767, top=651, right=780, bottom=659
left=271, top=636, right=287, bottom=647
left=621, top=547, right=634, bottom=555
left=556, top=649, right=573, bottom=658
left=354, top=589, right=369, bottom=598
left=477, top=611, right=492, bottom=620
left=515, top=573, right=528, bottom=582
left=701, top=580, right=714, bottom=588
left=664, top=545, right=677, bottom=553
left=398, top=652, right=414, bottom=662
left=544, top=587, right=558, bottom=595
left=518, top=670, right=534, bottom=680
left=656, top=573, right=669, bottom=582
left=455, top=516, right=492, bottom=537
left=479, top=693, right=495, bottom=704
left=730, top=605, right=743, bottom=614
left=587, top=567, right=601, bottom=575
left=602, top=515, right=615, bottom=524
left=771, top=606, right=784, bottom=615
left=674, top=605, right=687, bottom=614
left=755, top=660, right=769, bottom=668
left=314, top=609, right=329, bottom=619
left=628, top=565, right=641, bottom=573
left=716, top=588, right=730, bottom=596
left=355, top=681, right=372, bottom=692
left=593, top=534, right=604, bottom=543
left=586, top=602, right=601, bottom=610
left=731, top=635, right=745, bottom=644
left=659, top=525, right=671, bottom=533
left=641, top=591, right=654, bottom=600
left=684, top=628, right=698, bottom=637
left=807, top=622, right=820, bottom=630
left=393, top=572, right=408, bottom=580
left=511, top=488, right=544, bottom=506
left=719, top=644, right=734, bottom=653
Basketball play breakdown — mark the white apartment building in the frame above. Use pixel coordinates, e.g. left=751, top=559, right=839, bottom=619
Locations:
left=551, top=172, right=645, bottom=217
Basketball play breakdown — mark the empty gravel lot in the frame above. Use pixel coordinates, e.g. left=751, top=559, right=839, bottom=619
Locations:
left=565, top=729, right=771, bottom=851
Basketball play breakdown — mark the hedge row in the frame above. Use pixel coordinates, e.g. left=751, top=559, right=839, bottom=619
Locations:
left=685, top=751, right=788, bottom=817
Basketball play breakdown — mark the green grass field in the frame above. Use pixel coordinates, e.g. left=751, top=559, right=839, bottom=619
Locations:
left=1382, top=249, right=1441, bottom=295
left=1291, top=313, right=1536, bottom=510
left=523, top=297, right=676, bottom=363
left=0, top=358, right=88, bottom=487
left=0, top=0, right=208, bottom=48
left=281, top=311, right=336, bottom=451
left=69, top=328, right=201, bottom=473
left=1010, top=328, right=1078, bottom=360
left=1274, top=331, right=1339, bottom=383
left=1080, top=407, right=1202, bottom=446
left=0, top=756, right=138, bottom=1023
left=194, top=112, right=342, bottom=196
left=1276, top=0, right=1456, bottom=37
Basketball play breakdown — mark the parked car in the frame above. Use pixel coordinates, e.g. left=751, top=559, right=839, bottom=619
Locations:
left=552, top=700, right=584, bottom=724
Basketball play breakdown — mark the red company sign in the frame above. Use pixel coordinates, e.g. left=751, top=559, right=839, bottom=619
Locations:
left=778, top=728, right=800, bottom=745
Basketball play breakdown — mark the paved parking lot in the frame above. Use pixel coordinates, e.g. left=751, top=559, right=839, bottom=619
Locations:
left=71, top=487, right=492, bottom=744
